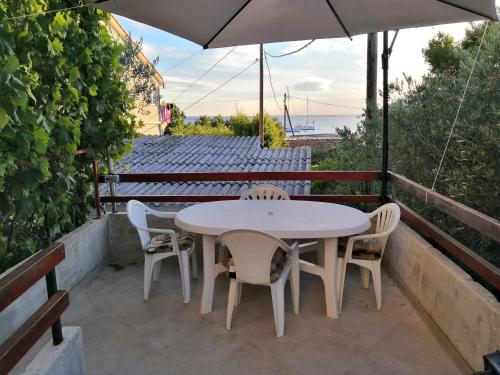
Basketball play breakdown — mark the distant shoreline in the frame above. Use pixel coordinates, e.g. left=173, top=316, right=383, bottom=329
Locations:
left=185, top=114, right=362, bottom=134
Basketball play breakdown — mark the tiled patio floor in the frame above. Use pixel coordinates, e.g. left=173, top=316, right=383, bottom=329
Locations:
left=61, top=257, right=470, bottom=375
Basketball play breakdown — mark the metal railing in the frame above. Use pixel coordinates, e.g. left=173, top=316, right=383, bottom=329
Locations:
left=0, top=243, right=69, bottom=374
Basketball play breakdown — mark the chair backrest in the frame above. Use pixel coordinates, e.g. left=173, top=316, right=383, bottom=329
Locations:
left=126, top=200, right=151, bottom=250
left=369, top=203, right=401, bottom=253
left=218, top=230, right=290, bottom=285
left=240, top=185, right=290, bottom=200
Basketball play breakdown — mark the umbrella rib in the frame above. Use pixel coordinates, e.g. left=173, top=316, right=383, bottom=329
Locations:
left=203, top=0, right=254, bottom=49
left=324, top=0, right=352, bottom=40
left=434, top=0, right=497, bottom=21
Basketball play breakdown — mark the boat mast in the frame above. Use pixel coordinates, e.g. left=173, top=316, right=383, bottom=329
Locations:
left=306, top=95, right=309, bottom=124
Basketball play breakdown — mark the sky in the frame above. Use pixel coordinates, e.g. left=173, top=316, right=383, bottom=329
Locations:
left=115, top=15, right=489, bottom=117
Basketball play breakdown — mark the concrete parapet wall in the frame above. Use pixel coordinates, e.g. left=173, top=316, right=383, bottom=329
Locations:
left=21, top=327, right=85, bottom=375
left=0, top=216, right=110, bottom=343
left=384, top=222, right=500, bottom=371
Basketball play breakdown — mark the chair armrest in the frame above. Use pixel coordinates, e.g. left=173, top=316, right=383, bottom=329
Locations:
left=145, top=206, right=177, bottom=219
left=344, top=231, right=392, bottom=260
left=347, top=232, right=388, bottom=243
left=141, top=227, right=180, bottom=252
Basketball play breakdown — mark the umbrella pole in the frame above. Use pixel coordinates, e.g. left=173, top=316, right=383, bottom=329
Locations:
left=381, top=31, right=389, bottom=203
left=259, top=44, right=264, bottom=148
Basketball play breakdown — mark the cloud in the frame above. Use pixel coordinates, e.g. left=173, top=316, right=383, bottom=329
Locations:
left=292, top=77, right=332, bottom=92
left=142, top=43, right=189, bottom=60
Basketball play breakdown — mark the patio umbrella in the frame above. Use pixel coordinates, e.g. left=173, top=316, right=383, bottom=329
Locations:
left=91, top=0, right=497, bottom=49
left=91, top=0, right=498, bottom=197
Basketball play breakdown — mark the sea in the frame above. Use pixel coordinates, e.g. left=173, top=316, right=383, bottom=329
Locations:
left=185, top=114, right=363, bottom=135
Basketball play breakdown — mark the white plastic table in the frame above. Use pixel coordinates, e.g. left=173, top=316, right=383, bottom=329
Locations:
left=175, top=200, right=370, bottom=318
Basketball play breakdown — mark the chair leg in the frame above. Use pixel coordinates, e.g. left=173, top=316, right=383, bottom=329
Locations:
left=178, top=251, right=191, bottom=304
left=338, top=259, right=348, bottom=312
left=227, top=279, right=238, bottom=330
left=317, top=245, right=325, bottom=267
left=371, top=262, right=382, bottom=310
left=153, top=261, right=161, bottom=282
left=336, top=258, right=344, bottom=297
left=190, top=247, right=198, bottom=279
left=290, top=255, right=300, bottom=315
left=270, top=282, right=285, bottom=338
left=144, top=255, right=155, bottom=301
left=360, top=267, right=370, bottom=289
left=234, top=282, right=242, bottom=306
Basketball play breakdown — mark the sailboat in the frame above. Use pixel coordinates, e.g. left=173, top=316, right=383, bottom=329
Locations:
left=295, top=96, right=315, bottom=131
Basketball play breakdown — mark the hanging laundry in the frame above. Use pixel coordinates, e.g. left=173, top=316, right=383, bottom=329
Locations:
left=161, top=104, right=171, bottom=124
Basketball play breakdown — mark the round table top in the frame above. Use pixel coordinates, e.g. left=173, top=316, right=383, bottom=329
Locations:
left=175, top=200, right=370, bottom=239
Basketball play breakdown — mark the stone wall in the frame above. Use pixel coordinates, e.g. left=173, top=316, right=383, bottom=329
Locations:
left=384, top=222, right=500, bottom=371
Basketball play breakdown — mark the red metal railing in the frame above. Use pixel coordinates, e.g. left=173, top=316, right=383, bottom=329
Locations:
left=95, top=170, right=499, bottom=291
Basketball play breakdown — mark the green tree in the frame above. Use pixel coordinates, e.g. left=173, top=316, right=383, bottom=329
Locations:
left=422, top=32, right=462, bottom=73
left=314, top=21, right=499, bottom=266
left=120, top=34, right=160, bottom=113
left=165, top=111, right=287, bottom=148
left=163, top=103, right=186, bottom=133
left=0, top=0, right=136, bottom=271
left=228, top=112, right=286, bottom=147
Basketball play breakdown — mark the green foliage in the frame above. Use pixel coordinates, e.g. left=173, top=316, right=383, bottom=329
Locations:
left=314, top=21, right=500, bottom=266
left=120, top=34, right=159, bottom=112
left=422, top=32, right=462, bottom=74
left=0, top=0, right=136, bottom=271
left=169, top=122, right=232, bottom=136
left=165, top=111, right=287, bottom=147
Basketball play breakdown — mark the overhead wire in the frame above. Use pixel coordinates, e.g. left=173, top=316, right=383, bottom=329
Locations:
left=289, top=95, right=363, bottom=110
left=181, top=58, right=259, bottom=112
left=173, top=46, right=237, bottom=102
left=431, top=23, right=488, bottom=191
left=162, top=49, right=202, bottom=74
left=265, top=39, right=315, bottom=58
left=263, top=51, right=282, bottom=111
left=175, top=96, right=275, bottom=105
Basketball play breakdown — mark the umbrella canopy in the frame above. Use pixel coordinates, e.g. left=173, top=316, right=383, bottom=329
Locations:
left=92, top=0, right=497, bottom=48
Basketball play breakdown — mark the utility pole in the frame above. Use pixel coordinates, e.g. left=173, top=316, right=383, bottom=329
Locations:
left=259, top=44, right=264, bottom=148
left=381, top=31, right=389, bottom=202
left=366, top=32, right=378, bottom=120
left=283, top=93, right=287, bottom=132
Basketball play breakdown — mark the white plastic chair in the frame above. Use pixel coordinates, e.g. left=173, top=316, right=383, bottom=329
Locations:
left=217, top=184, right=290, bottom=263
left=338, top=203, right=400, bottom=311
left=240, top=185, right=290, bottom=200
left=218, top=230, right=299, bottom=338
left=126, top=200, right=197, bottom=303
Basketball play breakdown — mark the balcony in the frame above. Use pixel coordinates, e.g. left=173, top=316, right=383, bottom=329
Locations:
left=1, top=171, right=498, bottom=375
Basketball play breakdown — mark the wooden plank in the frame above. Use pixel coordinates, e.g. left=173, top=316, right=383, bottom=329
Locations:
left=0, top=243, right=65, bottom=312
left=0, top=291, right=69, bottom=375
left=100, top=171, right=382, bottom=183
left=389, top=172, right=500, bottom=243
left=291, top=195, right=381, bottom=203
left=394, top=200, right=500, bottom=290
left=100, top=194, right=381, bottom=203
